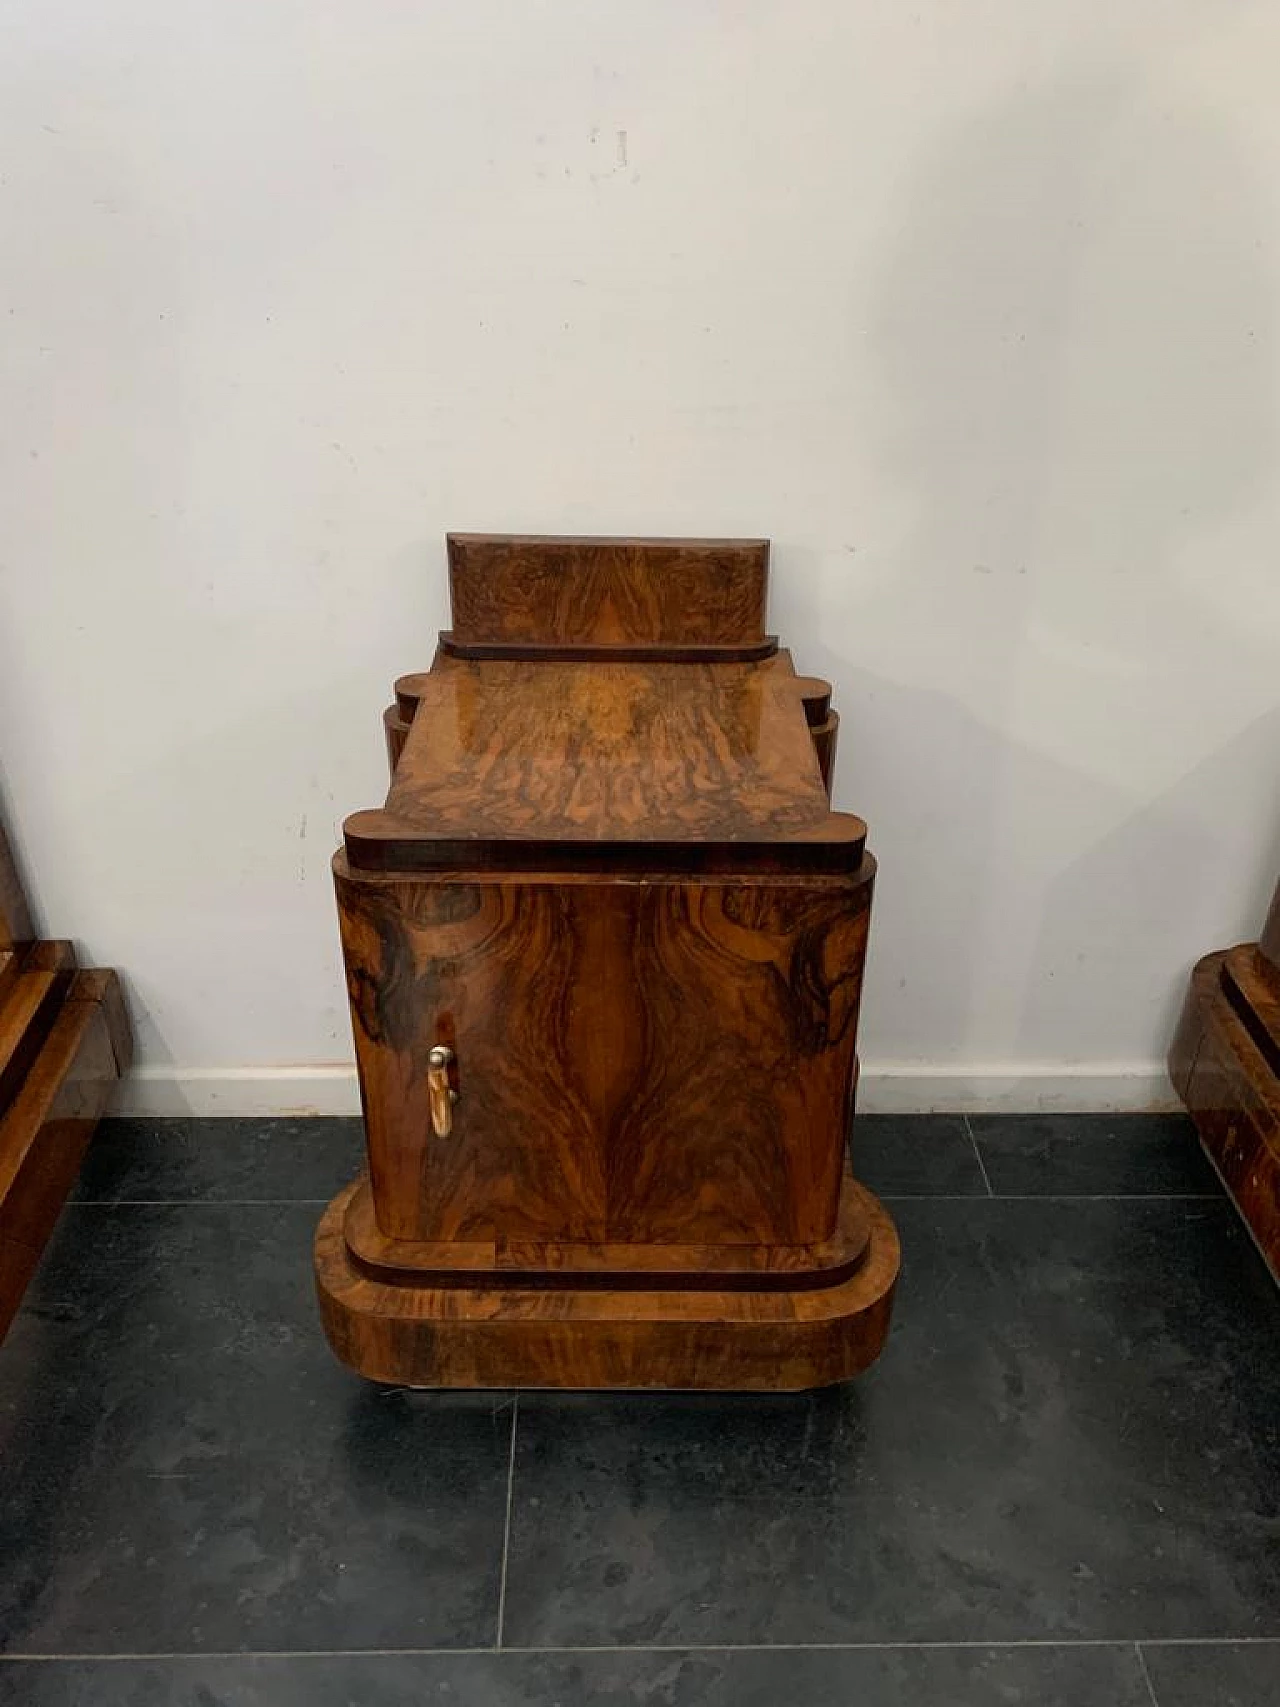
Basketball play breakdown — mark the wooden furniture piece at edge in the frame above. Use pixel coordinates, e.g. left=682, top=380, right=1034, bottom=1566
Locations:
left=317, top=535, right=899, bottom=1391
left=1169, top=876, right=1280, bottom=1281
left=0, top=802, right=132, bottom=1337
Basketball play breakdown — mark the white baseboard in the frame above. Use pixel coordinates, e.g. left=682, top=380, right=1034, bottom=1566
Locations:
left=109, top=1062, right=1178, bottom=1118
left=111, top=1066, right=364, bottom=1118
left=854, top=1064, right=1178, bottom=1114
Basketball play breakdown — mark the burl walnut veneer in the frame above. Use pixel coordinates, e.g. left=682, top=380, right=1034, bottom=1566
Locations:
left=1170, top=877, right=1280, bottom=1282
left=316, top=536, right=899, bottom=1389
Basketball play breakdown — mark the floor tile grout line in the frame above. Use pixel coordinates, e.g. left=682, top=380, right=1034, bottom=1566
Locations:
left=3, top=1638, right=1278, bottom=1662
left=504, top=1637, right=1280, bottom=1653
left=494, top=1393, right=519, bottom=1650
left=1135, top=1643, right=1161, bottom=1706
left=68, top=1199, right=338, bottom=1208
left=962, top=1113, right=996, bottom=1197
left=880, top=1192, right=1226, bottom=1204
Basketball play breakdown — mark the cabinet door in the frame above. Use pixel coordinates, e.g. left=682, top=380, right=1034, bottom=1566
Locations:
left=337, top=866, right=608, bottom=1243
left=336, top=861, right=872, bottom=1247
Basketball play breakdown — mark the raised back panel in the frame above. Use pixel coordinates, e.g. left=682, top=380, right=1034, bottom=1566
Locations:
left=447, top=534, right=769, bottom=648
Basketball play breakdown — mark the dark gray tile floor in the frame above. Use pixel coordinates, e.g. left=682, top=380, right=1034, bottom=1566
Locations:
left=1, top=1114, right=1277, bottom=1706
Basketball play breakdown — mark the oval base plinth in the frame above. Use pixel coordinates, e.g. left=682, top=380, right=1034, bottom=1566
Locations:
left=314, top=1177, right=900, bottom=1392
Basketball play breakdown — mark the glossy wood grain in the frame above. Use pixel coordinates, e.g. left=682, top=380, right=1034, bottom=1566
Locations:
left=316, top=1172, right=900, bottom=1391
left=0, top=969, right=130, bottom=1336
left=447, top=534, right=768, bottom=648
left=348, top=653, right=864, bottom=876
left=323, top=533, right=894, bottom=1389
left=1260, top=878, right=1280, bottom=974
left=812, top=710, right=840, bottom=799
left=1170, top=945, right=1280, bottom=1282
left=385, top=673, right=432, bottom=778
left=382, top=705, right=410, bottom=777
left=0, top=785, right=133, bottom=1338
left=0, top=940, right=76, bottom=1111
left=338, top=861, right=603, bottom=1245
left=792, top=676, right=833, bottom=727
left=393, top=672, right=430, bottom=721
left=342, top=1155, right=872, bottom=1292
left=1222, top=944, right=1280, bottom=1076
left=603, top=872, right=872, bottom=1245
left=78, top=964, right=133, bottom=1076
left=336, top=856, right=873, bottom=1248
left=345, top=808, right=867, bottom=877
left=0, top=814, right=33, bottom=948
left=389, top=655, right=827, bottom=840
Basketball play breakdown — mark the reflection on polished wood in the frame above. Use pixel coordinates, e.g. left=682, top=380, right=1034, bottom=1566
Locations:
left=0, top=796, right=132, bottom=1338
left=0, top=817, right=33, bottom=948
left=317, top=535, right=898, bottom=1389
left=350, top=651, right=866, bottom=875
left=1170, top=877, right=1280, bottom=1282
left=340, top=1154, right=873, bottom=1292
left=1261, top=883, right=1280, bottom=973
left=335, top=862, right=874, bottom=1249
left=316, top=1177, right=900, bottom=1393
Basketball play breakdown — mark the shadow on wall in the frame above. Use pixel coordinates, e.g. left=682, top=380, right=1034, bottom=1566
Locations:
left=870, top=64, right=1274, bottom=638
left=838, top=63, right=1277, bottom=1070
left=1021, top=704, right=1280, bottom=1066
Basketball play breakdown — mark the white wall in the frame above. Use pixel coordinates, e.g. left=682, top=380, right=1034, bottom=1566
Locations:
left=2, top=1, right=1277, bottom=1114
